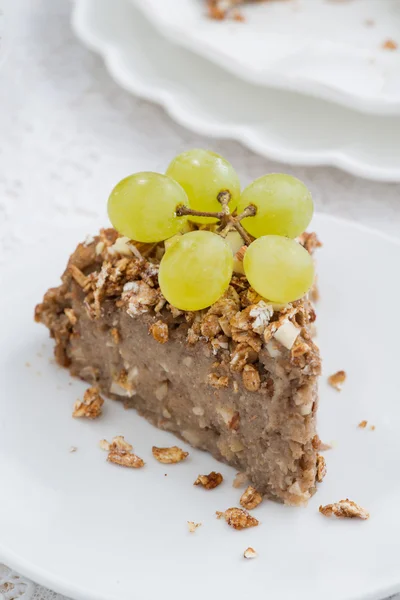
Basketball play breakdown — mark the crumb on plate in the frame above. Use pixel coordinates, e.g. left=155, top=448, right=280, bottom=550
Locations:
left=319, top=499, right=369, bottom=520
left=244, top=547, right=257, bottom=559
left=73, top=386, right=104, bottom=419
left=100, top=435, right=144, bottom=468
left=382, top=39, right=398, bottom=50
left=240, top=486, right=263, bottom=510
left=194, top=471, right=223, bottom=489
left=152, top=446, right=189, bottom=464
left=187, top=521, right=202, bottom=533
left=328, top=370, right=346, bottom=391
left=216, top=507, right=259, bottom=530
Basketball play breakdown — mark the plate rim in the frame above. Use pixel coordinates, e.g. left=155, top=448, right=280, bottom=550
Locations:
left=70, top=0, right=400, bottom=183
left=129, top=0, right=400, bottom=117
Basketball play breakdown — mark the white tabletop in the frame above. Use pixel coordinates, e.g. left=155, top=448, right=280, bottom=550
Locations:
left=0, top=1, right=399, bottom=599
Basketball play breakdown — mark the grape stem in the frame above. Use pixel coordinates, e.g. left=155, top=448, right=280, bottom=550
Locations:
left=176, top=205, right=225, bottom=220
left=176, top=196, right=256, bottom=246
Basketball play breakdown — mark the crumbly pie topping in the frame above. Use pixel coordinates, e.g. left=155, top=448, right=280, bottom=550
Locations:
left=39, top=228, right=321, bottom=401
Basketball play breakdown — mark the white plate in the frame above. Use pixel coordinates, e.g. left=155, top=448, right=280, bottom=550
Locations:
left=1, top=215, right=400, bottom=600
left=71, top=0, right=400, bottom=182
left=131, top=0, right=400, bottom=116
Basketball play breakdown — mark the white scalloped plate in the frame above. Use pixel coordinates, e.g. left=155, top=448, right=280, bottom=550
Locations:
left=1, top=216, right=400, bottom=600
left=131, top=0, right=400, bottom=116
left=71, top=0, right=400, bottom=182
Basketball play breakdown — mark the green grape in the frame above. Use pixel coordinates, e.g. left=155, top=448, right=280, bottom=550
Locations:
left=108, top=172, right=188, bottom=243
left=159, top=230, right=233, bottom=311
left=243, top=235, right=314, bottom=304
left=166, top=149, right=240, bottom=223
left=237, top=174, right=313, bottom=239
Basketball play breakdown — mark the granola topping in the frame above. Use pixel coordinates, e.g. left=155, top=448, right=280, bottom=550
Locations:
left=216, top=507, right=259, bottom=530
left=72, top=387, right=104, bottom=419
left=319, top=499, right=369, bottom=520
left=65, top=232, right=320, bottom=391
left=242, top=364, right=261, bottom=392
left=240, top=486, right=263, bottom=510
left=152, top=446, right=189, bottom=464
left=194, top=471, right=223, bottom=490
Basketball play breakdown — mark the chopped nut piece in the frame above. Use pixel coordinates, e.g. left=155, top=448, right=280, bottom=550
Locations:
left=319, top=499, right=370, bottom=520
left=229, top=411, right=240, bottom=431
left=194, top=471, right=223, bottom=490
left=233, top=472, right=248, bottom=489
left=328, top=370, right=346, bottom=391
left=242, top=364, right=260, bottom=392
left=273, top=319, right=299, bottom=350
left=187, top=521, right=202, bottom=533
left=64, top=308, right=77, bottom=325
left=316, top=454, right=327, bottom=482
left=244, top=547, right=257, bottom=559
left=108, top=236, right=133, bottom=257
left=155, top=381, right=169, bottom=401
left=358, top=420, right=368, bottom=429
left=69, top=264, right=89, bottom=288
left=240, top=486, right=263, bottom=510
left=152, top=445, right=189, bottom=464
left=108, top=451, right=144, bottom=468
left=72, top=387, right=104, bottom=419
left=150, top=320, right=169, bottom=344
left=216, top=507, right=259, bottom=530
left=110, top=327, right=120, bottom=344
left=207, top=373, right=229, bottom=389
left=110, top=368, right=138, bottom=398
left=235, top=245, right=247, bottom=263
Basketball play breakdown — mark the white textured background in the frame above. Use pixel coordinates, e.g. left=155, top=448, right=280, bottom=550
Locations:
left=0, top=0, right=399, bottom=598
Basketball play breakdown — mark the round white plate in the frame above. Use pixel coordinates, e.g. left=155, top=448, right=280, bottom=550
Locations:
left=71, top=0, right=400, bottom=182
left=131, top=0, right=400, bottom=116
left=1, top=215, right=400, bottom=600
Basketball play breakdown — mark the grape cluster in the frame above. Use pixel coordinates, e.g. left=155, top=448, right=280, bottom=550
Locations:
left=107, top=149, right=315, bottom=311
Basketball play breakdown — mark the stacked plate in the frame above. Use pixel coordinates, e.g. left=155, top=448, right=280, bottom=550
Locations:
left=72, top=0, right=400, bottom=181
